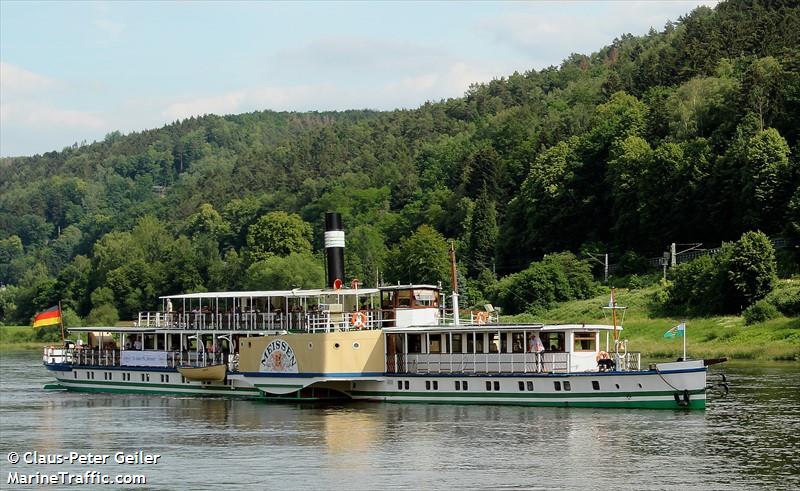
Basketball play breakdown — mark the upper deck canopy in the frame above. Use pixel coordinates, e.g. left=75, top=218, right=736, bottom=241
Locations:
left=382, top=323, right=623, bottom=333
left=159, top=288, right=380, bottom=300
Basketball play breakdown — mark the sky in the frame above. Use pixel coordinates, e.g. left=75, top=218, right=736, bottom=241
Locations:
left=0, top=0, right=718, bottom=157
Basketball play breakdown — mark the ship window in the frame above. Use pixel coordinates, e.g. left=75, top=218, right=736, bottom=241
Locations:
left=404, top=381, right=409, bottom=390
left=512, top=333, right=525, bottom=353
left=485, top=381, right=491, bottom=391
left=73, top=372, right=77, bottom=379
left=413, top=290, right=437, bottom=307
left=433, top=381, right=438, bottom=390
left=526, top=381, right=534, bottom=391
left=429, top=334, right=442, bottom=354
left=554, top=381, right=562, bottom=391
left=518, top=381, right=524, bottom=391
left=165, top=375, right=170, bottom=383
left=462, top=381, right=468, bottom=390
left=493, top=381, right=499, bottom=391
left=564, top=381, right=571, bottom=391
left=141, top=374, right=145, bottom=382
left=542, top=332, right=565, bottom=352
left=573, top=332, right=596, bottom=352
left=475, top=333, right=484, bottom=353
left=452, top=334, right=462, bottom=353
left=426, top=381, right=431, bottom=390
left=398, top=380, right=403, bottom=390
left=408, top=334, right=422, bottom=353
left=397, top=290, right=412, bottom=307
left=455, top=381, right=461, bottom=391
left=489, top=333, right=500, bottom=353
left=592, top=381, right=600, bottom=390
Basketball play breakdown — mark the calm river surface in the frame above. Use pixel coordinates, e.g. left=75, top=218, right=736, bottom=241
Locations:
left=1, top=350, right=798, bottom=490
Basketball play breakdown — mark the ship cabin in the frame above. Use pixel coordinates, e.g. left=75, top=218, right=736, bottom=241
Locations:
left=383, top=324, right=640, bottom=375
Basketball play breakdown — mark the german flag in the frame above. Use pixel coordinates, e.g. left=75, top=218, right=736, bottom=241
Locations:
left=33, top=305, right=61, bottom=328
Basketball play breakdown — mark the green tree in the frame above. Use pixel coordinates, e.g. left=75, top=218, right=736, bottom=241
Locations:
left=727, top=230, right=777, bottom=311
left=184, top=203, right=230, bottom=242
left=385, top=225, right=450, bottom=287
left=245, top=212, right=312, bottom=263
left=742, top=128, right=792, bottom=232
left=467, top=188, right=498, bottom=276
left=244, top=253, right=324, bottom=290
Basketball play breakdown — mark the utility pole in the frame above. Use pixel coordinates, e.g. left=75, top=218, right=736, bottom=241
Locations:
left=586, top=252, right=609, bottom=283
left=670, top=243, right=676, bottom=268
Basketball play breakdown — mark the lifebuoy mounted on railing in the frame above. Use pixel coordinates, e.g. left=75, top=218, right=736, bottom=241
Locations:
left=351, top=311, right=367, bottom=329
left=475, top=311, right=489, bottom=324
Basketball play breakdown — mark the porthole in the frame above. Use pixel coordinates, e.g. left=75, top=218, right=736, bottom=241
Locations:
left=247, top=341, right=252, bottom=348
left=615, top=384, right=620, bottom=389
left=334, top=343, right=340, bottom=349
left=308, top=342, right=313, bottom=350
left=638, top=383, right=643, bottom=388
left=352, top=342, right=360, bottom=349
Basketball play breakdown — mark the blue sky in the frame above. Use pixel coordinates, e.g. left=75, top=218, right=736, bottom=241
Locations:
left=1, top=1, right=717, bottom=157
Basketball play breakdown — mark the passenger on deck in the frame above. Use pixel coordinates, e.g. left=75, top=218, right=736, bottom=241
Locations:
left=596, top=351, right=614, bottom=372
left=529, top=334, right=545, bottom=372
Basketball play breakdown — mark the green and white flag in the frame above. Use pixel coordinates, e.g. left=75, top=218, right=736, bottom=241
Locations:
left=664, top=322, right=685, bottom=338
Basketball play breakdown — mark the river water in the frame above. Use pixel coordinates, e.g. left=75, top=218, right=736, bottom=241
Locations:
left=0, top=351, right=798, bottom=490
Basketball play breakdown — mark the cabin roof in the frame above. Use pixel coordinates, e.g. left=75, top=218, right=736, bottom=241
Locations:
left=378, top=284, right=440, bottom=292
left=382, top=323, right=622, bottom=333
left=159, top=288, right=380, bottom=300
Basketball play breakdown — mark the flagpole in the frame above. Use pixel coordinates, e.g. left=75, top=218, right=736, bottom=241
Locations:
left=683, top=321, right=687, bottom=360
left=58, top=300, right=65, bottom=343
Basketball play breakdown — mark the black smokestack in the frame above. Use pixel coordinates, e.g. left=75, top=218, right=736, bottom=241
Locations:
left=324, top=212, right=345, bottom=289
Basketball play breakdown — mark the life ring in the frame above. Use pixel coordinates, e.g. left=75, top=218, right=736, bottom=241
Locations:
left=350, top=311, right=368, bottom=329
left=596, top=351, right=610, bottom=362
left=475, top=311, right=489, bottom=324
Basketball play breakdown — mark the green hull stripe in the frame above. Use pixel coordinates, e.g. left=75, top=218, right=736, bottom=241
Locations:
left=56, top=378, right=257, bottom=393
left=349, top=388, right=705, bottom=399
left=255, top=383, right=305, bottom=389
left=57, top=384, right=324, bottom=401
left=353, top=396, right=705, bottom=409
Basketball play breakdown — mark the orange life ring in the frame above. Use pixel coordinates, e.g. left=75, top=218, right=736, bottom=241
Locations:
left=351, top=311, right=368, bottom=329
left=475, top=311, right=489, bottom=324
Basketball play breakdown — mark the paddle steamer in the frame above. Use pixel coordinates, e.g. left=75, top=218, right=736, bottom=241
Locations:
left=43, top=213, right=719, bottom=409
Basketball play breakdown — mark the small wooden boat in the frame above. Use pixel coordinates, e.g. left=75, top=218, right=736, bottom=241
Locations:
left=178, top=364, right=226, bottom=382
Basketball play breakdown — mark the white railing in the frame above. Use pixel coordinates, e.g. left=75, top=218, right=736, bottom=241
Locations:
left=393, top=352, right=570, bottom=374
left=135, top=310, right=388, bottom=332
left=42, top=347, right=236, bottom=370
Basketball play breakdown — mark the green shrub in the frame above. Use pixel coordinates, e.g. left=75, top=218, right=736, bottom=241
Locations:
left=763, top=283, right=800, bottom=317
left=743, top=300, right=779, bottom=325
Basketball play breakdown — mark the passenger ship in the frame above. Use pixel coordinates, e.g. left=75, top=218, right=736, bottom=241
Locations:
left=43, top=214, right=718, bottom=410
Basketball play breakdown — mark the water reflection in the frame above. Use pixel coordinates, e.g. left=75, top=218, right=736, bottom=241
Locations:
left=1, top=352, right=798, bottom=490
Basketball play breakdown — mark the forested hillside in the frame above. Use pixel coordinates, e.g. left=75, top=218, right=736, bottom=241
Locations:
left=1, top=0, right=799, bottom=326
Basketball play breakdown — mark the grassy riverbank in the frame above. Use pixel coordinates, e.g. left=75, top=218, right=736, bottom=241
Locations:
left=0, top=325, right=55, bottom=350
left=508, top=286, right=800, bottom=362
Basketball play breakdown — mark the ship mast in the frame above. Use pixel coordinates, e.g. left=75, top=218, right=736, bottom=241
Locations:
left=449, top=242, right=460, bottom=325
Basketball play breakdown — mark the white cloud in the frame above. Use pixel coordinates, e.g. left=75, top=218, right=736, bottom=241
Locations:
left=0, top=62, right=105, bottom=133
left=161, top=61, right=498, bottom=120
left=0, top=62, right=56, bottom=93
left=477, top=1, right=720, bottom=67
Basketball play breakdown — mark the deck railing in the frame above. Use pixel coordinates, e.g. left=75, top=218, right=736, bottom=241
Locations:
left=135, top=310, right=387, bottom=332
left=42, top=347, right=236, bottom=370
left=390, top=352, right=570, bottom=374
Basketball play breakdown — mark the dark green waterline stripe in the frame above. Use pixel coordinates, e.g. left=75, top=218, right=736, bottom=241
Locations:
left=56, top=385, right=322, bottom=401
left=55, top=378, right=257, bottom=392
left=355, top=397, right=706, bottom=410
